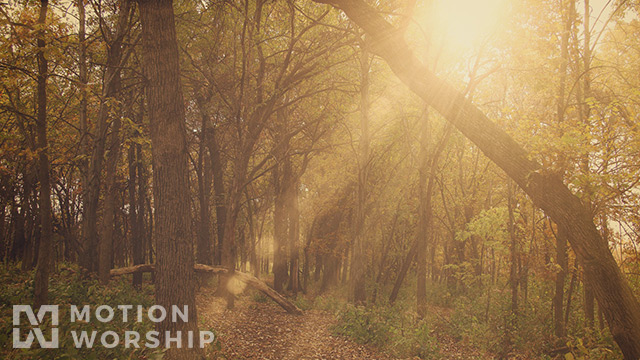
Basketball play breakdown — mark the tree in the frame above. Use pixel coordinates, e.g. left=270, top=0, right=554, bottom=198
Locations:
left=137, top=0, right=201, bottom=357
left=33, top=0, right=53, bottom=308
left=312, top=0, right=640, bottom=357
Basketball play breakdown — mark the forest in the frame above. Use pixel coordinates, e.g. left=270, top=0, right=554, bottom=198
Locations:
left=1, top=0, right=640, bottom=359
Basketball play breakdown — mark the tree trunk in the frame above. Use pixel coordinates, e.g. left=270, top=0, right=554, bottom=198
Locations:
left=196, top=100, right=213, bottom=265
left=313, top=1, right=640, bottom=357
left=97, top=0, right=132, bottom=284
left=553, top=229, right=567, bottom=338
left=98, top=105, right=123, bottom=284
left=138, top=0, right=201, bottom=357
left=288, top=176, right=300, bottom=295
left=273, top=149, right=290, bottom=293
left=129, top=141, right=143, bottom=287
left=34, top=0, right=53, bottom=308
left=352, top=47, right=370, bottom=304
left=77, top=0, right=90, bottom=266
left=565, top=267, right=577, bottom=326
left=416, top=112, right=430, bottom=317
left=507, top=183, right=518, bottom=318
left=389, top=238, right=418, bottom=304
left=82, top=0, right=132, bottom=273
left=195, top=100, right=227, bottom=266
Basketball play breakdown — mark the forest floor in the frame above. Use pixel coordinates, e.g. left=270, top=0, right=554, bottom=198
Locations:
left=196, top=286, right=489, bottom=359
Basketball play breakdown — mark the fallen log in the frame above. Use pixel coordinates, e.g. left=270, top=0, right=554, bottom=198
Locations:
left=110, top=264, right=302, bottom=315
left=230, top=270, right=303, bottom=315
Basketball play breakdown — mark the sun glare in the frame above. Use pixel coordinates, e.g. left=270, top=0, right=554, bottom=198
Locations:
left=431, top=0, right=508, bottom=52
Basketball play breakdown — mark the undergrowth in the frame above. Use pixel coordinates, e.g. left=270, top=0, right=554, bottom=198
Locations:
left=0, top=263, right=218, bottom=359
left=332, top=303, right=440, bottom=359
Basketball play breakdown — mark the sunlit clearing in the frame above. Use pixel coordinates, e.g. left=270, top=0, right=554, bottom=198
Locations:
left=431, top=0, right=508, bottom=51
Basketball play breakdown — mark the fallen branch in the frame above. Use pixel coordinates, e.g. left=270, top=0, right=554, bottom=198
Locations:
left=110, top=264, right=302, bottom=315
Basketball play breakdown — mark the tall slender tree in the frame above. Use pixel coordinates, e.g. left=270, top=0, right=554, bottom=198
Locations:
left=33, top=0, right=53, bottom=308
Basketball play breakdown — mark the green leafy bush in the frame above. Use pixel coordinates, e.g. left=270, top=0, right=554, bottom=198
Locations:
left=0, top=263, right=165, bottom=359
left=332, top=303, right=440, bottom=358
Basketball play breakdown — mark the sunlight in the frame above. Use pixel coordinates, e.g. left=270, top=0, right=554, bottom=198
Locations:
left=431, top=0, right=508, bottom=51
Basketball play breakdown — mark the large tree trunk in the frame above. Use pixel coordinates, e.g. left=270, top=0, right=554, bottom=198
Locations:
left=138, top=0, right=201, bottom=358
left=33, top=0, right=53, bottom=308
left=313, top=1, right=640, bottom=357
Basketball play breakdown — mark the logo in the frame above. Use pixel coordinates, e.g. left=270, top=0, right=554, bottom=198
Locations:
left=13, top=305, right=59, bottom=348
left=10, top=304, right=214, bottom=350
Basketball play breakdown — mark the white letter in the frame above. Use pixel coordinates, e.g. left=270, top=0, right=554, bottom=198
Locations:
left=118, top=305, right=133, bottom=322
left=101, top=331, right=119, bottom=348
left=148, top=305, right=166, bottom=323
left=71, top=331, right=97, bottom=348
left=124, top=331, right=140, bottom=348
left=165, top=331, right=182, bottom=348
left=70, top=305, right=90, bottom=322
left=199, top=331, right=215, bottom=348
left=172, top=305, right=188, bottom=323
left=95, top=305, right=114, bottom=323
left=145, top=331, right=160, bottom=348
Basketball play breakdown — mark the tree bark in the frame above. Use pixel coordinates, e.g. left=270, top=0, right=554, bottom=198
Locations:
left=313, top=1, right=640, bottom=357
left=138, top=0, right=201, bottom=357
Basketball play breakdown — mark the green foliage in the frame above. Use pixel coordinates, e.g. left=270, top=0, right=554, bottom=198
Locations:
left=332, top=304, right=440, bottom=359
left=312, top=291, right=346, bottom=313
left=0, top=263, right=165, bottom=359
left=563, top=332, right=619, bottom=360
left=292, top=295, right=313, bottom=311
left=250, top=292, right=269, bottom=303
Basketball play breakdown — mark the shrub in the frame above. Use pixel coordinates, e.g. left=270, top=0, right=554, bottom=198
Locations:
left=0, top=263, right=168, bottom=359
left=332, top=303, right=440, bottom=358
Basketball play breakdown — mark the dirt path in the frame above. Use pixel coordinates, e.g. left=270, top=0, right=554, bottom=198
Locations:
left=197, top=288, right=392, bottom=359
left=197, top=287, right=491, bottom=359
